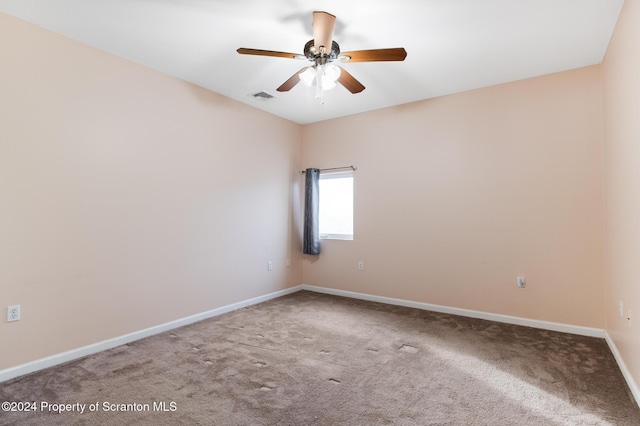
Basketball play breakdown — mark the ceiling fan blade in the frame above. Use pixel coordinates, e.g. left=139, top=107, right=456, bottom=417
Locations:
left=337, top=67, right=365, bottom=94
left=340, top=48, right=407, bottom=62
left=277, top=67, right=310, bottom=92
left=313, top=11, right=336, bottom=55
left=237, top=48, right=301, bottom=59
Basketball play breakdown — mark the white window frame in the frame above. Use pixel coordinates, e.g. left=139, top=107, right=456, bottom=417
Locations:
left=319, top=171, right=354, bottom=240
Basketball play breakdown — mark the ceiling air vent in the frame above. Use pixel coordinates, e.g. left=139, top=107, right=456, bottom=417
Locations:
left=250, top=91, right=275, bottom=101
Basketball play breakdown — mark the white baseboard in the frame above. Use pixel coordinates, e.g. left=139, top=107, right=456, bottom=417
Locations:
left=0, top=285, right=303, bottom=383
left=604, top=332, right=640, bottom=406
left=301, top=284, right=605, bottom=338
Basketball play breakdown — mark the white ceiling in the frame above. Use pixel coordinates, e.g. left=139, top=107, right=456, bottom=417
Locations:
left=0, top=0, right=624, bottom=124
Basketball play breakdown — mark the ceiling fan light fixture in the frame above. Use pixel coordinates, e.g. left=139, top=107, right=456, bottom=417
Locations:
left=321, top=64, right=341, bottom=89
left=321, top=80, right=337, bottom=91
left=299, top=64, right=341, bottom=91
left=317, top=64, right=340, bottom=94
left=299, top=67, right=316, bottom=87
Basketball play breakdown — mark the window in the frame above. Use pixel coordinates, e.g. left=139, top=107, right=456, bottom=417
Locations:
left=319, top=171, right=353, bottom=240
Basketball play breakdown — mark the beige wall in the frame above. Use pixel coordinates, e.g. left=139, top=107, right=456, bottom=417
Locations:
left=302, top=66, right=604, bottom=328
left=603, top=0, right=640, bottom=392
left=0, top=14, right=302, bottom=370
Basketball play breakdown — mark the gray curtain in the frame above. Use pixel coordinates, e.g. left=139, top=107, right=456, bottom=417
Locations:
left=303, top=168, right=320, bottom=255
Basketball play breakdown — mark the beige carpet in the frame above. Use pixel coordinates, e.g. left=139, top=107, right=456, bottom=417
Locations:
left=1, top=290, right=639, bottom=425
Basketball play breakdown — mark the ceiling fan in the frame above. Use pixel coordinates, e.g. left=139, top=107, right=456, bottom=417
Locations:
left=237, top=11, right=407, bottom=97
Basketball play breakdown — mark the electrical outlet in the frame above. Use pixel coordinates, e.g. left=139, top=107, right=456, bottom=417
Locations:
left=267, top=261, right=273, bottom=271
left=7, top=305, right=20, bottom=322
left=358, top=261, right=364, bottom=271
left=517, top=276, right=526, bottom=288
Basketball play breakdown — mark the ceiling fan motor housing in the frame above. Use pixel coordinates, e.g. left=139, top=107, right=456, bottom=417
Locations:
left=304, top=40, right=341, bottom=63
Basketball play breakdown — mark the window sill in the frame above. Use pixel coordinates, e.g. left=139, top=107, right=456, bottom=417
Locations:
left=320, top=235, right=353, bottom=241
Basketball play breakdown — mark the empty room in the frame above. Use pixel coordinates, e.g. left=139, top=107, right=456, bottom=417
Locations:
left=1, top=1, right=639, bottom=424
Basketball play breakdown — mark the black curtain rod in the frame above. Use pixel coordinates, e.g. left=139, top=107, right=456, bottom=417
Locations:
left=299, top=165, right=357, bottom=174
